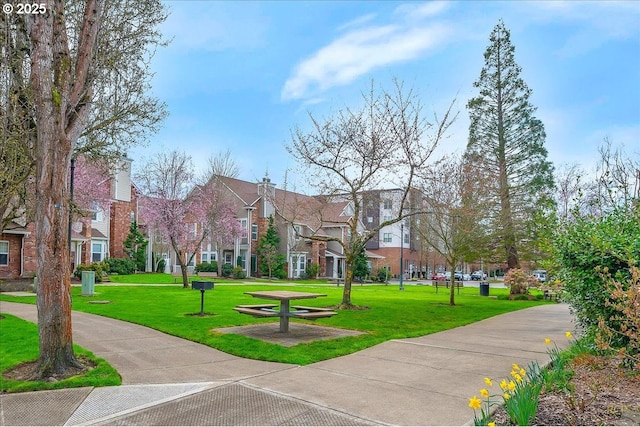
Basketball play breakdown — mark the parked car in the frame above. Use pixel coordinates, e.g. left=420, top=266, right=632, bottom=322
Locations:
left=532, top=270, right=547, bottom=283
left=454, top=270, right=463, bottom=280
left=471, top=270, right=487, bottom=280
left=431, top=272, right=446, bottom=281
left=462, top=273, right=471, bottom=281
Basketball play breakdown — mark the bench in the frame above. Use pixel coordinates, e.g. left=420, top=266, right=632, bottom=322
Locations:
left=434, top=280, right=464, bottom=295
left=236, top=304, right=278, bottom=309
left=172, top=271, right=183, bottom=283
left=198, top=272, right=218, bottom=278
left=543, top=289, right=561, bottom=301
left=290, top=305, right=337, bottom=319
left=233, top=307, right=279, bottom=317
left=290, top=310, right=337, bottom=319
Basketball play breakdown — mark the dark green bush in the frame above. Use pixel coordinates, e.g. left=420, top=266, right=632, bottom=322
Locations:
left=74, top=262, right=107, bottom=282
left=156, top=258, right=166, bottom=273
left=221, top=263, right=233, bottom=277
left=195, top=261, right=218, bottom=273
left=232, top=266, right=246, bottom=279
left=375, top=267, right=390, bottom=282
left=305, top=262, right=319, bottom=279
left=104, top=257, right=136, bottom=275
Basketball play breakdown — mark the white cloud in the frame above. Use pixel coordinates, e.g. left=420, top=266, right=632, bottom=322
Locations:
left=281, top=3, right=452, bottom=101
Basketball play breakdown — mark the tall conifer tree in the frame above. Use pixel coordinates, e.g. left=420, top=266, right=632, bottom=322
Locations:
left=466, top=20, right=554, bottom=269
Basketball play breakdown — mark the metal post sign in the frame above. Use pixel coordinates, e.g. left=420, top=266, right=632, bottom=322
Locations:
left=192, top=281, right=214, bottom=315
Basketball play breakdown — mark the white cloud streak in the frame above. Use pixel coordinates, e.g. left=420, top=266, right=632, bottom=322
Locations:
left=281, top=2, right=452, bottom=101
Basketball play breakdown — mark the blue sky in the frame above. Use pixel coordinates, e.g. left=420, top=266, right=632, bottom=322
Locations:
left=132, top=1, right=640, bottom=191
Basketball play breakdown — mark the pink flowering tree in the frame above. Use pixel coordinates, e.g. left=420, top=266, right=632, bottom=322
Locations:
left=136, top=151, right=208, bottom=288
left=72, top=156, right=112, bottom=220
left=202, top=179, right=246, bottom=276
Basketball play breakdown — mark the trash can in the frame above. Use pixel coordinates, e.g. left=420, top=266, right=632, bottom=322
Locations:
left=479, top=281, right=489, bottom=296
left=81, top=270, right=95, bottom=296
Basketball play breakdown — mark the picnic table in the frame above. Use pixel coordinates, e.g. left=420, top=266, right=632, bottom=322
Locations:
left=234, top=290, right=336, bottom=333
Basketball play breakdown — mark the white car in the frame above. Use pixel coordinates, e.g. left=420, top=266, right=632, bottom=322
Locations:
left=471, top=270, right=487, bottom=280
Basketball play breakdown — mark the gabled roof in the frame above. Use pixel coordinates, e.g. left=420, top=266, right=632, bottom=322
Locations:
left=1, top=221, right=30, bottom=235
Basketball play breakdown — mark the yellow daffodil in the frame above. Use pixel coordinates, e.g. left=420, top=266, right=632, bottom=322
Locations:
left=508, top=381, right=516, bottom=391
left=469, top=395, right=482, bottom=410
left=565, top=331, right=573, bottom=339
left=503, top=392, right=511, bottom=400
left=512, top=363, right=520, bottom=371
left=480, top=388, right=489, bottom=398
left=519, top=368, right=526, bottom=376
left=484, top=377, right=493, bottom=387
left=488, top=422, right=496, bottom=427
left=510, top=370, right=518, bottom=379
left=514, top=373, right=523, bottom=383
left=545, top=337, right=551, bottom=345
left=500, top=379, right=508, bottom=390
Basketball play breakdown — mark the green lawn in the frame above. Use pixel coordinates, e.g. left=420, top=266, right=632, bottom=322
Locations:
left=0, top=314, right=121, bottom=393
left=1, top=281, right=549, bottom=368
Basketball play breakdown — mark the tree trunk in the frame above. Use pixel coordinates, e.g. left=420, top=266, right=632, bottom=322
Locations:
left=448, top=260, right=457, bottom=306
left=340, top=258, right=354, bottom=307
left=28, top=1, right=82, bottom=376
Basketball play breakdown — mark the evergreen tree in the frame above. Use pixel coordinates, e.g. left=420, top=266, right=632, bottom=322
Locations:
left=256, top=216, right=286, bottom=279
left=352, top=247, right=370, bottom=283
left=465, top=20, right=554, bottom=269
left=124, top=221, right=148, bottom=272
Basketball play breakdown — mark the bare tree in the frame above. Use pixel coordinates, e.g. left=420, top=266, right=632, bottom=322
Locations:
left=416, top=155, right=490, bottom=305
left=554, top=163, right=585, bottom=221
left=284, top=80, right=455, bottom=307
left=585, top=139, right=639, bottom=216
left=199, top=150, right=245, bottom=277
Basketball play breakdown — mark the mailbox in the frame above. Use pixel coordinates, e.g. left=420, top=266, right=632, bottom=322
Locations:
left=192, top=281, right=214, bottom=291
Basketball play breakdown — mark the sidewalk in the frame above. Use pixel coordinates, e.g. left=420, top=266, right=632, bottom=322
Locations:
left=0, top=301, right=574, bottom=426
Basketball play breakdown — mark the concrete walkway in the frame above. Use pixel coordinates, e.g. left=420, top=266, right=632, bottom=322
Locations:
left=0, top=301, right=574, bottom=426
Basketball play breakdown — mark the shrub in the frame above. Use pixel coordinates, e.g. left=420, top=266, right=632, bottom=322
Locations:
left=195, top=261, right=218, bottom=273
left=104, top=257, right=136, bottom=275
left=503, top=268, right=537, bottom=295
left=596, top=265, right=640, bottom=369
left=156, top=258, right=166, bottom=273
left=375, top=267, right=390, bottom=283
left=221, top=263, right=233, bottom=277
left=552, top=207, right=639, bottom=333
left=305, top=262, right=319, bottom=279
left=74, top=262, right=107, bottom=282
left=232, top=266, right=246, bottom=279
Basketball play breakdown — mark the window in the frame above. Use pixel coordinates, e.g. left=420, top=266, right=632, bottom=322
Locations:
left=383, top=215, right=392, bottom=222
left=251, top=223, right=258, bottom=241
left=404, top=232, right=410, bottom=244
left=0, top=241, right=8, bottom=266
left=293, top=225, right=302, bottom=240
left=383, top=233, right=392, bottom=243
left=91, top=242, right=105, bottom=262
left=91, top=207, right=104, bottom=222
left=383, top=199, right=392, bottom=210
left=367, top=216, right=373, bottom=223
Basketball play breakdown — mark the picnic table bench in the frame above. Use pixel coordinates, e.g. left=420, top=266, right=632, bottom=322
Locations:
left=290, top=305, right=338, bottom=319
left=234, top=290, right=337, bottom=332
left=433, top=280, right=464, bottom=295
left=198, top=272, right=218, bottom=278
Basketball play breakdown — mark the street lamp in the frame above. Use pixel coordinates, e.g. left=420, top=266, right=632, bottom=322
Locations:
left=399, top=222, right=404, bottom=291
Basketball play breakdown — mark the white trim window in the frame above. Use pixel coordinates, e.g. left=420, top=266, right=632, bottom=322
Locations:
left=91, top=241, right=106, bottom=262
left=251, top=223, right=258, bottom=241
left=383, top=233, right=393, bottom=243
left=0, top=241, right=8, bottom=266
